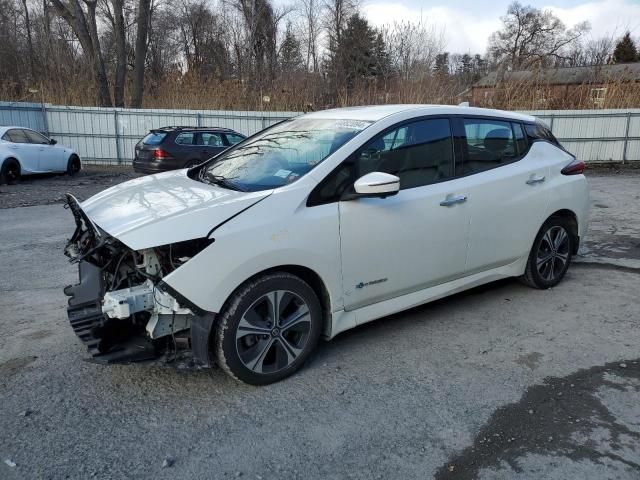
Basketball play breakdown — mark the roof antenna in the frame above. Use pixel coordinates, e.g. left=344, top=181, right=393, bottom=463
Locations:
left=458, top=102, right=470, bottom=107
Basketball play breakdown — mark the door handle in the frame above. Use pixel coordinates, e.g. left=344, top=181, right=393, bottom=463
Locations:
left=440, top=194, right=467, bottom=207
left=526, top=175, right=546, bottom=185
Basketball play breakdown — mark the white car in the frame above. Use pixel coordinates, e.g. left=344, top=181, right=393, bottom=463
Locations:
left=0, top=126, right=81, bottom=184
left=63, top=105, right=589, bottom=385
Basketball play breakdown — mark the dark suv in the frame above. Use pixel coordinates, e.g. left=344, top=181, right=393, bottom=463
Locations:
left=133, top=126, right=246, bottom=173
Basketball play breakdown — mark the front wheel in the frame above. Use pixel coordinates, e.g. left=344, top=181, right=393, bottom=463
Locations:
left=521, top=217, right=574, bottom=289
left=214, top=272, right=322, bottom=385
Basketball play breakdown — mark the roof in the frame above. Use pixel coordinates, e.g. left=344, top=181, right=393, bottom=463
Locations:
left=474, top=62, right=640, bottom=88
left=303, top=104, right=535, bottom=123
left=152, top=126, right=237, bottom=132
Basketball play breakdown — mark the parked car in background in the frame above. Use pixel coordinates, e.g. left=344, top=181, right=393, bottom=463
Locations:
left=0, top=126, right=81, bottom=184
left=133, top=126, right=246, bottom=173
left=63, top=105, right=588, bottom=385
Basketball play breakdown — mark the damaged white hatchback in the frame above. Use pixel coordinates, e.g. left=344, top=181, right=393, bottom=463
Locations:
left=64, top=105, right=589, bottom=385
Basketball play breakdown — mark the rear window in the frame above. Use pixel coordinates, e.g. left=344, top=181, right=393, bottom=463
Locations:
left=142, top=132, right=167, bottom=145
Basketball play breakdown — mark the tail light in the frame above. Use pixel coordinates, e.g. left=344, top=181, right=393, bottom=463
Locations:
left=561, top=158, right=585, bottom=175
left=153, top=148, right=173, bottom=160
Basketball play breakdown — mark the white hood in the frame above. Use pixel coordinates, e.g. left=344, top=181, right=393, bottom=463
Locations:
left=80, top=169, right=271, bottom=250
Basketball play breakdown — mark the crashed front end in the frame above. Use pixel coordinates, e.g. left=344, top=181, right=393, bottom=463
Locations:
left=63, top=194, right=214, bottom=366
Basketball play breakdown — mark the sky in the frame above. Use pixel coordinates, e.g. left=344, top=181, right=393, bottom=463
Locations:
left=361, top=0, right=640, bottom=54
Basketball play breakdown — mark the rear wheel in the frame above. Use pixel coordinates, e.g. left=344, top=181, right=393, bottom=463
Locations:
left=184, top=159, right=199, bottom=169
left=521, top=216, right=574, bottom=289
left=66, top=155, right=81, bottom=175
left=214, top=272, right=322, bottom=385
left=0, top=159, right=20, bottom=185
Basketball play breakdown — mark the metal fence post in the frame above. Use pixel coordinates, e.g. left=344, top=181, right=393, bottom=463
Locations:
left=197, top=113, right=202, bottom=127
left=114, top=109, right=122, bottom=165
left=549, top=114, right=555, bottom=132
left=41, top=102, right=49, bottom=137
left=622, top=112, right=631, bottom=164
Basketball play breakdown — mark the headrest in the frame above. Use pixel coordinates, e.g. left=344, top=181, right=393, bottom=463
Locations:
left=483, top=128, right=511, bottom=152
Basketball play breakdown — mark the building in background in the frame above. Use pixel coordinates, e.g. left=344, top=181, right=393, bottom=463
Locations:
left=471, top=63, right=640, bottom=109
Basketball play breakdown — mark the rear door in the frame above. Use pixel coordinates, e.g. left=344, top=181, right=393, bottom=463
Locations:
left=199, top=131, right=226, bottom=161
left=455, top=117, right=551, bottom=274
left=24, top=129, right=65, bottom=171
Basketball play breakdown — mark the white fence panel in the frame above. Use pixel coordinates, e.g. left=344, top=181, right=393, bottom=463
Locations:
left=1, top=102, right=638, bottom=164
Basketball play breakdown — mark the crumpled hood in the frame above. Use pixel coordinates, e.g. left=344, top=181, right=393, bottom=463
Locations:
left=80, top=169, right=271, bottom=250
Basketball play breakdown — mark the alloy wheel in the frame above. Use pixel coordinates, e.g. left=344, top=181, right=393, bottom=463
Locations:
left=536, top=225, right=570, bottom=282
left=235, top=290, right=311, bottom=374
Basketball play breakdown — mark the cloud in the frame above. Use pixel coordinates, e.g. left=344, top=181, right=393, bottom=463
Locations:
left=362, top=0, right=640, bottom=54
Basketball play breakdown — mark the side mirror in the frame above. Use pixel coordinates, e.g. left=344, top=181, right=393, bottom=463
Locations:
left=49, top=139, right=57, bottom=145
left=351, top=172, right=400, bottom=199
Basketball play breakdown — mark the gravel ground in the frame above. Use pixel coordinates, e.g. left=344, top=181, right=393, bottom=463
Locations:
left=0, top=168, right=639, bottom=479
left=0, top=166, right=141, bottom=209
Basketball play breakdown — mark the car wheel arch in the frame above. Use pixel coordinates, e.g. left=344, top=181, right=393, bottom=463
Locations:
left=217, top=264, right=333, bottom=338
left=547, top=209, right=580, bottom=254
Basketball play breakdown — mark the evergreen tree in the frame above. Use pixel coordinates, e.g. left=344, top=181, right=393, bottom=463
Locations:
left=434, top=52, right=449, bottom=76
left=279, top=23, right=304, bottom=73
left=613, top=32, right=638, bottom=64
left=326, top=13, right=389, bottom=89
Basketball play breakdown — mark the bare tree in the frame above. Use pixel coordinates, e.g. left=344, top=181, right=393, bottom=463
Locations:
left=297, top=0, right=322, bottom=71
left=381, top=19, right=445, bottom=80
left=488, top=1, right=590, bottom=70
left=49, top=0, right=112, bottom=106
left=130, top=0, right=152, bottom=107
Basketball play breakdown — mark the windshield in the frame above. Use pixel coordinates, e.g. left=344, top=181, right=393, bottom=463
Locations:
left=200, top=117, right=371, bottom=192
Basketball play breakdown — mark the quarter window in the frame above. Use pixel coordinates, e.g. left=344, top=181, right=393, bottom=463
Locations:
left=175, top=132, right=196, bottom=145
left=461, top=118, right=517, bottom=175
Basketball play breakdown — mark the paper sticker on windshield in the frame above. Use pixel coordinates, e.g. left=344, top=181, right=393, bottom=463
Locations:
left=335, top=120, right=370, bottom=130
left=274, top=169, right=292, bottom=178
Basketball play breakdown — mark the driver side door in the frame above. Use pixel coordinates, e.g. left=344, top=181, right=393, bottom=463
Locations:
left=328, top=117, right=471, bottom=312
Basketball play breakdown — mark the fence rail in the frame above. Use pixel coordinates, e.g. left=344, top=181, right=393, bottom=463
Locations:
left=1, top=102, right=639, bottom=164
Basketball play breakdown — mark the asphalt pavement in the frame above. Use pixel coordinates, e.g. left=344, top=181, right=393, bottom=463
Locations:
left=0, top=170, right=639, bottom=479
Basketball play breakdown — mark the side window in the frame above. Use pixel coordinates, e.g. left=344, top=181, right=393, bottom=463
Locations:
left=24, top=130, right=50, bottom=144
left=354, top=118, right=454, bottom=190
left=200, top=132, right=224, bottom=147
left=175, top=132, right=196, bottom=145
left=512, top=122, right=527, bottom=155
left=7, top=129, right=29, bottom=143
left=462, top=118, right=517, bottom=175
left=309, top=118, right=454, bottom=205
left=225, top=134, right=245, bottom=145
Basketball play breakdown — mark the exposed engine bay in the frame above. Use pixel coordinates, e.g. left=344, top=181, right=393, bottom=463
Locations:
left=63, top=194, right=215, bottom=366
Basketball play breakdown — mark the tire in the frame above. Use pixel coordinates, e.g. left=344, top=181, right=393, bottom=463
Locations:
left=66, top=155, right=81, bottom=176
left=214, top=272, right=322, bottom=385
left=184, top=159, right=200, bottom=169
left=0, top=158, right=20, bottom=185
left=520, top=216, right=574, bottom=289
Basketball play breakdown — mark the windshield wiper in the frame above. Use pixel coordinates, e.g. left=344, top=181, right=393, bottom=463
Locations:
left=199, top=169, right=246, bottom=192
